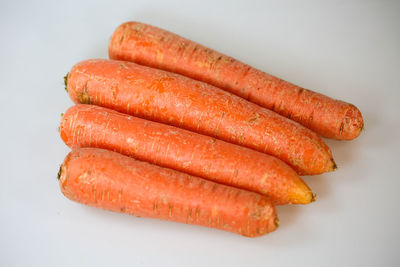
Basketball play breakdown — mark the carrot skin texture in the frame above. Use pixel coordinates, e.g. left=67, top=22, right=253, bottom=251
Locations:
left=109, top=21, right=363, bottom=140
left=60, top=104, right=314, bottom=205
left=66, top=59, right=334, bottom=175
left=58, top=148, right=278, bottom=237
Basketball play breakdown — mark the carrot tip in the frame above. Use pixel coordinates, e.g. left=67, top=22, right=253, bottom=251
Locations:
left=64, top=72, right=69, bottom=92
left=331, top=159, right=338, bottom=171
left=311, top=193, right=317, bottom=202
left=274, top=217, right=280, bottom=228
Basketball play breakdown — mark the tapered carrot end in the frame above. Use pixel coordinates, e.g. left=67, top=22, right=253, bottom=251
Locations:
left=324, top=158, right=337, bottom=173
left=291, top=190, right=316, bottom=205
left=311, top=193, right=317, bottom=202
left=287, top=177, right=316, bottom=205
left=331, top=159, right=338, bottom=172
left=274, top=217, right=280, bottom=228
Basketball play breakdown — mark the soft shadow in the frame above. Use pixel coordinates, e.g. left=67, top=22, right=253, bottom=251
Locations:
left=304, top=172, right=331, bottom=202
left=275, top=204, right=301, bottom=229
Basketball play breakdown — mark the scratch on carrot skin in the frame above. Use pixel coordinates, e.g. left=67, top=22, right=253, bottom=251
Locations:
left=156, top=51, right=164, bottom=63
left=212, top=183, right=218, bottom=192
left=165, top=143, right=170, bottom=157
left=68, top=113, right=74, bottom=132
left=187, top=207, right=192, bottom=221
left=233, top=169, right=239, bottom=182
left=119, top=63, right=129, bottom=69
left=135, top=143, right=139, bottom=153
left=161, top=195, right=168, bottom=205
left=149, top=108, right=154, bottom=119
left=204, top=119, right=211, bottom=133
left=153, top=200, right=158, bottom=212
left=235, top=190, right=241, bottom=200
left=78, top=171, right=92, bottom=183
left=81, top=126, right=87, bottom=144
left=238, top=131, right=244, bottom=144
left=102, top=115, right=111, bottom=143
left=263, top=143, right=269, bottom=153
left=214, top=112, right=225, bottom=136
left=75, top=127, right=81, bottom=144
left=308, top=113, right=314, bottom=127
left=118, top=189, right=122, bottom=202
left=93, top=184, right=97, bottom=200
left=196, top=116, right=202, bottom=131
left=207, top=163, right=212, bottom=175
left=247, top=113, right=260, bottom=125
left=88, top=125, right=92, bottom=146
left=211, top=205, right=218, bottom=219
left=169, top=204, right=173, bottom=217
left=229, top=190, right=235, bottom=199
left=195, top=207, right=200, bottom=221
left=101, top=190, right=105, bottom=201
left=184, top=152, right=195, bottom=169
left=153, top=107, right=158, bottom=120
left=257, top=228, right=264, bottom=235
left=127, top=103, right=130, bottom=114
left=179, top=115, right=184, bottom=127
left=70, top=111, right=80, bottom=145
left=155, top=139, right=161, bottom=154
left=150, top=138, right=157, bottom=153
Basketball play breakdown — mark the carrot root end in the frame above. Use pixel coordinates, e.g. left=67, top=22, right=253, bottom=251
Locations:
left=64, top=72, right=69, bottom=92
left=311, top=193, right=317, bottom=202
left=331, top=159, right=338, bottom=171
left=57, top=164, right=63, bottom=180
left=274, top=217, right=280, bottom=228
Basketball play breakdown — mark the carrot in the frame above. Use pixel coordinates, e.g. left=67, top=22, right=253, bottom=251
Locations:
left=66, top=59, right=335, bottom=175
left=60, top=104, right=314, bottom=205
left=109, top=21, right=364, bottom=140
left=58, top=148, right=279, bottom=237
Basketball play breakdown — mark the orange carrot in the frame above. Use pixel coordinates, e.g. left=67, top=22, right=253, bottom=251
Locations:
left=66, top=59, right=335, bottom=175
left=60, top=104, right=314, bottom=205
left=58, top=148, right=278, bottom=237
left=109, top=21, right=363, bottom=140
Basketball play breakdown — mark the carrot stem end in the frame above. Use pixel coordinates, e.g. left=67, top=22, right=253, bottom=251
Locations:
left=64, top=73, right=69, bottom=92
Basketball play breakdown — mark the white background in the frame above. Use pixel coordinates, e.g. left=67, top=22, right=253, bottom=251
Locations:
left=1, top=0, right=399, bottom=266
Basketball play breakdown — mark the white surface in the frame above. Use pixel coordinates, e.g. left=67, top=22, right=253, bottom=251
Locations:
left=1, top=0, right=399, bottom=266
